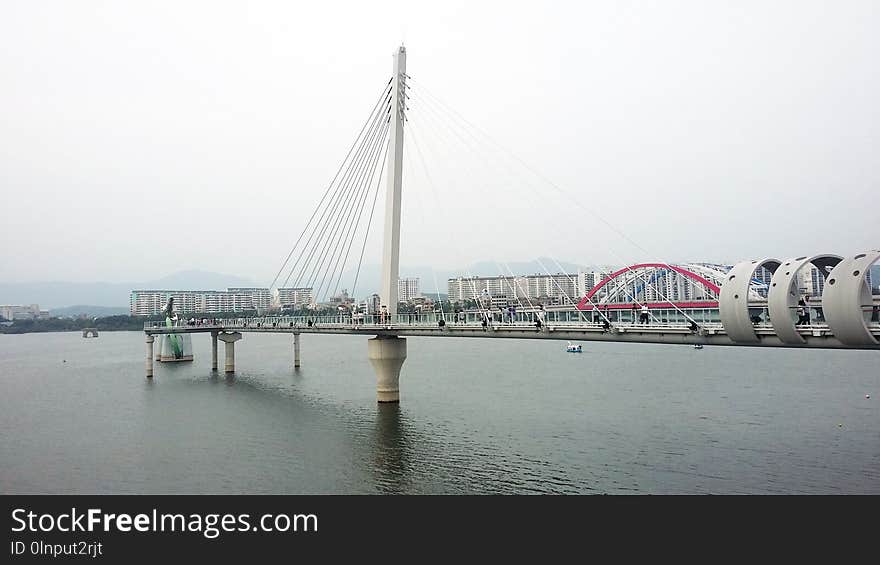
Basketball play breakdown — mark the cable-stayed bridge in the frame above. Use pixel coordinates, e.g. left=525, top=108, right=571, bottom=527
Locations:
left=144, top=46, right=880, bottom=402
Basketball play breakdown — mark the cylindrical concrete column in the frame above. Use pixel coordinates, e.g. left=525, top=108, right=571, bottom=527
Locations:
left=367, top=336, right=407, bottom=403
left=224, top=341, right=235, bottom=373
left=211, top=331, right=218, bottom=371
left=145, top=335, right=154, bottom=378
left=294, top=333, right=301, bottom=369
left=217, top=332, right=242, bottom=373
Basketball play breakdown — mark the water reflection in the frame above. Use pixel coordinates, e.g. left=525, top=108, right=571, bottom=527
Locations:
left=4, top=332, right=876, bottom=494
left=372, top=403, right=410, bottom=493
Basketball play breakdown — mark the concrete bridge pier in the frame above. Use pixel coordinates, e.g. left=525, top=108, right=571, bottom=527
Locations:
left=145, top=335, right=154, bottom=378
left=218, top=332, right=242, bottom=373
left=293, top=333, right=301, bottom=369
left=368, top=336, right=407, bottom=403
left=211, top=331, right=219, bottom=371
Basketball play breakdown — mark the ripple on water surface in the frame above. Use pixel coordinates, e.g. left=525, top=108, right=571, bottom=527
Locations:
left=0, top=331, right=878, bottom=494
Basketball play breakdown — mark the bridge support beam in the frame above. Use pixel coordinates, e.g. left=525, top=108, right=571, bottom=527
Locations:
left=368, top=336, right=407, bottom=403
left=145, top=335, right=154, bottom=378
left=211, top=331, right=218, bottom=371
left=293, top=333, right=301, bottom=369
left=218, top=332, right=242, bottom=373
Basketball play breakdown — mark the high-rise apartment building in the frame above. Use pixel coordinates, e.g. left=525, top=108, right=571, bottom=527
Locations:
left=397, top=278, right=421, bottom=303
left=0, top=304, right=48, bottom=320
left=129, top=288, right=272, bottom=316
left=276, top=287, right=314, bottom=309
left=447, top=273, right=579, bottom=304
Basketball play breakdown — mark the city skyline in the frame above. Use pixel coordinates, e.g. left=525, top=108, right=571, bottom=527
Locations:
left=5, top=257, right=880, bottom=312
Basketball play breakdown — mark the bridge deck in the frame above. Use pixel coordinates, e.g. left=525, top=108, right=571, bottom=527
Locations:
left=143, top=316, right=880, bottom=350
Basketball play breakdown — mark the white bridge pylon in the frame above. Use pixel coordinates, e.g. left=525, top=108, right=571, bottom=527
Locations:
left=379, top=45, right=406, bottom=320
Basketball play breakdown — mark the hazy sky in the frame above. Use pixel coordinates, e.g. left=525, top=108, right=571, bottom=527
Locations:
left=2, top=0, right=877, bottom=284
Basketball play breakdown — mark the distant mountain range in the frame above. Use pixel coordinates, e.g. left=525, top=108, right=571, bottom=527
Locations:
left=0, top=259, right=590, bottom=312
left=0, top=270, right=258, bottom=310
left=49, top=305, right=131, bottom=318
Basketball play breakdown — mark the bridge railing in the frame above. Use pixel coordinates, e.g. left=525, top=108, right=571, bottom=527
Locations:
left=143, top=313, right=715, bottom=331
left=142, top=306, right=880, bottom=333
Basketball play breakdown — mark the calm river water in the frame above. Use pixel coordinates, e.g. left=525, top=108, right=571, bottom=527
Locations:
left=1, top=331, right=877, bottom=494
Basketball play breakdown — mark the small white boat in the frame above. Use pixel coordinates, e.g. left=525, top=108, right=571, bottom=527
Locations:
left=566, top=342, right=582, bottom=353
left=693, top=344, right=704, bottom=350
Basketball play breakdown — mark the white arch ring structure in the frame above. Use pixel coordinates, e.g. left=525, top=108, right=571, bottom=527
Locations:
left=822, top=250, right=880, bottom=346
left=718, top=258, right=781, bottom=343
left=768, top=254, right=842, bottom=344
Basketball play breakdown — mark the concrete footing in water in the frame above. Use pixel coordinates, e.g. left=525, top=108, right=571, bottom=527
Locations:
left=156, top=333, right=194, bottom=362
left=367, top=336, right=407, bottom=403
